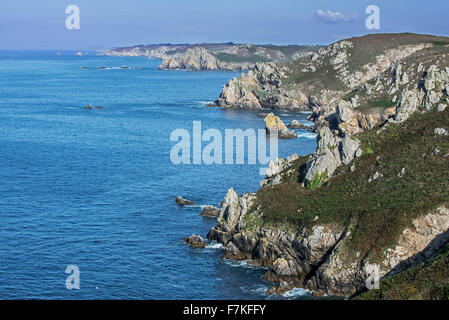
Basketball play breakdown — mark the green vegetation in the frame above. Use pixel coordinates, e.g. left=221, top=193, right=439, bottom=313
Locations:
left=362, top=146, right=374, bottom=156
left=283, top=54, right=347, bottom=93
left=306, top=171, right=328, bottom=190
left=254, top=107, right=449, bottom=261
left=355, top=242, right=449, bottom=300
left=345, top=33, right=449, bottom=72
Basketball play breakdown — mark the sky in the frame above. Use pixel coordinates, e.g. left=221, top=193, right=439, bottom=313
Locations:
left=1, top=0, right=448, bottom=50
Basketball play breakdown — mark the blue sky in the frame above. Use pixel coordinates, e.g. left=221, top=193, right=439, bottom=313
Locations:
left=1, top=0, right=448, bottom=50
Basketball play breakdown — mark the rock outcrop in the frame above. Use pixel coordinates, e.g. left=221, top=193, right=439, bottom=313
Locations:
left=200, top=205, right=221, bottom=217
left=208, top=185, right=449, bottom=296
left=287, top=120, right=311, bottom=130
left=183, top=234, right=207, bottom=248
left=159, top=47, right=225, bottom=71
left=174, top=196, right=195, bottom=206
left=206, top=34, right=449, bottom=298
left=101, top=43, right=318, bottom=71
left=264, top=113, right=296, bottom=139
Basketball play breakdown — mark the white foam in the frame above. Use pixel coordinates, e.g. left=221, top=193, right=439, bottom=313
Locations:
left=296, top=132, right=317, bottom=139
left=223, top=259, right=248, bottom=267
left=206, top=242, right=224, bottom=249
left=281, top=287, right=309, bottom=298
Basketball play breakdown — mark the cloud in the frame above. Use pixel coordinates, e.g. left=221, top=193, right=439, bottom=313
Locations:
left=315, top=9, right=358, bottom=24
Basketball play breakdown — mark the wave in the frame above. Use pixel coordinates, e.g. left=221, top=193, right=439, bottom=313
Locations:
left=281, top=287, right=309, bottom=298
left=206, top=242, right=224, bottom=249
left=296, top=132, right=317, bottom=139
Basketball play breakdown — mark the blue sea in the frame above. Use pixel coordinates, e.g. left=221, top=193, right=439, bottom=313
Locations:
left=0, top=52, right=316, bottom=299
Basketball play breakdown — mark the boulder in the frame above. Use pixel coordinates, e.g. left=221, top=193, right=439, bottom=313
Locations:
left=437, top=104, right=447, bottom=112
left=435, top=128, right=449, bottom=136
left=340, top=136, right=361, bottom=166
left=287, top=119, right=311, bottom=130
left=264, top=113, right=296, bottom=139
left=183, top=234, right=207, bottom=248
left=174, top=196, right=195, bottom=206
left=200, top=205, right=220, bottom=217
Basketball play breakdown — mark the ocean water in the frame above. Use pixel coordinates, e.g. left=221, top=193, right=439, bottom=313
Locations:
left=0, top=52, right=317, bottom=299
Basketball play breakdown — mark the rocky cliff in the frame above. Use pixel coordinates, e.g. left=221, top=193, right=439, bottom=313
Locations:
left=207, top=33, right=449, bottom=298
left=217, top=34, right=448, bottom=111
left=158, top=47, right=253, bottom=71
left=99, top=43, right=318, bottom=71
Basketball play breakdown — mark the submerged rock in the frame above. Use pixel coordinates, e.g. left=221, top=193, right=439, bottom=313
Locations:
left=183, top=234, right=207, bottom=248
left=174, top=196, right=195, bottom=206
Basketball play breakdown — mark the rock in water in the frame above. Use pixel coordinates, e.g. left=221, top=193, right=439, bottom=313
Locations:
left=183, top=234, right=207, bottom=248
left=264, top=113, right=296, bottom=139
left=174, top=196, right=195, bottom=206
left=287, top=119, right=311, bottom=130
left=200, top=205, right=220, bottom=217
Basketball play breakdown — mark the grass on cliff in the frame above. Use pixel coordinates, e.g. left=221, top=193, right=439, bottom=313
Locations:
left=253, top=105, right=449, bottom=260
left=345, top=33, right=449, bottom=71
left=355, top=242, right=449, bottom=300
left=281, top=33, right=449, bottom=96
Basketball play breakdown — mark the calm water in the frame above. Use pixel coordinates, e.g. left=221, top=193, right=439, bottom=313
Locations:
left=0, top=52, right=316, bottom=299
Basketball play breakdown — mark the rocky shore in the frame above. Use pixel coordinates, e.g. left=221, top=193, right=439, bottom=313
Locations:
left=100, top=43, right=319, bottom=71
left=196, top=33, right=449, bottom=298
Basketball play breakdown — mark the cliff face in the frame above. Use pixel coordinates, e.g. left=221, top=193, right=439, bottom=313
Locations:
left=207, top=34, right=449, bottom=298
left=208, top=189, right=449, bottom=296
left=157, top=47, right=254, bottom=71
left=217, top=34, right=447, bottom=112
left=99, top=43, right=318, bottom=71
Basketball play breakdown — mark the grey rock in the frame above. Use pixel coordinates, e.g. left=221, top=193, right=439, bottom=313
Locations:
left=183, top=234, right=207, bottom=248
left=174, top=196, right=195, bottom=206
left=340, top=136, right=361, bottom=166
left=435, top=128, right=449, bottom=136
left=287, top=120, right=311, bottom=130
left=437, top=104, right=447, bottom=112
left=200, top=205, right=220, bottom=217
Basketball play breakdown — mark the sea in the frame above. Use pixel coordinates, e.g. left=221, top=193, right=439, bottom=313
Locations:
left=0, top=51, right=318, bottom=299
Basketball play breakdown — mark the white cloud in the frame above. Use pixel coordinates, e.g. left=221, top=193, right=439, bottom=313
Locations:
left=315, top=9, right=358, bottom=24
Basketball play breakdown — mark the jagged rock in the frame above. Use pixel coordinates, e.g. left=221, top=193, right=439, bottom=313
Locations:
left=340, top=136, right=361, bottom=166
left=287, top=120, right=311, bottom=130
left=395, top=90, right=424, bottom=122
left=265, top=158, right=288, bottom=178
left=218, top=63, right=310, bottom=110
left=200, top=205, right=220, bottom=217
left=183, top=234, right=207, bottom=248
left=435, top=128, right=449, bottom=136
left=264, top=113, right=296, bottom=139
left=159, top=47, right=221, bottom=71
left=267, top=280, right=293, bottom=296
left=304, top=127, right=342, bottom=185
left=260, top=154, right=299, bottom=187
left=174, top=196, right=195, bottom=206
